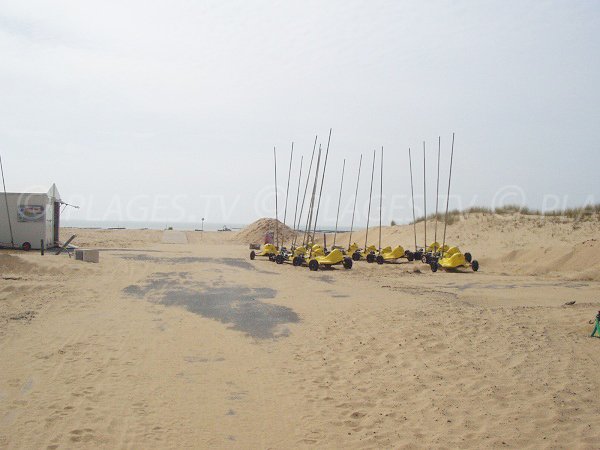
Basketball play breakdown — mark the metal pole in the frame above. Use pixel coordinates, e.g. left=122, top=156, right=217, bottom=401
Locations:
left=364, top=149, right=376, bottom=252
left=441, top=133, right=455, bottom=258
left=294, top=135, right=317, bottom=247
left=408, top=148, right=417, bottom=252
left=434, top=136, right=441, bottom=246
left=423, top=141, right=427, bottom=251
left=332, top=158, right=346, bottom=247
left=0, top=154, right=15, bottom=248
left=304, top=144, right=322, bottom=246
left=290, top=155, right=303, bottom=249
left=378, top=146, right=384, bottom=253
left=348, top=154, right=363, bottom=249
left=273, top=147, right=279, bottom=249
left=283, top=142, right=294, bottom=228
left=304, top=145, right=321, bottom=245
left=311, top=128, right=332, bottom=244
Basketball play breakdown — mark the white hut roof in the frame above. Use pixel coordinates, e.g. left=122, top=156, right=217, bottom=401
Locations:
left=47, top=184, right=61, bottom=201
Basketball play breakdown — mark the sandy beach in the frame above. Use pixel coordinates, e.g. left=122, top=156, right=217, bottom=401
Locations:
left=4, top=0, right=600, bottom=447
left=1, top=214, right=600, bottom=449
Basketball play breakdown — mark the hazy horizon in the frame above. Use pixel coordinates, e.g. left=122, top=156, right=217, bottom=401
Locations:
left=2, top=1, right=599, bottom=227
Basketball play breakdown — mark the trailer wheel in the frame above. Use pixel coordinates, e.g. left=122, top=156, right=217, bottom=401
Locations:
left=422, top=254, right=429, bottom=264
left=366, top=253, right=375, bottom=263
left=430, top=261, right=439, bottom=272
left=22, top=242, right=32, bottom=252
left=275, top=254, right=284, bottom=264
left=464, top=252, right=472, bottom=263
left=308, top=260, right=319, bottom=271
left=472, top=260, right=479, bottom=272
left=250, top=251, right=256, bottom=260
left=352, top=252, right=361, bottom=261
left=376, top=255, right=384, bottom=265
left=343, top=257, right=353, bottom=270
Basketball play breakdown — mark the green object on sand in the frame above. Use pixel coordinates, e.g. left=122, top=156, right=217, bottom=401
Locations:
left=592, top=311, right=600, bottom=338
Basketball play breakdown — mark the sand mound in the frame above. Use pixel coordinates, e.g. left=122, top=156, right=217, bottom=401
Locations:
left=235, top=218, right=296, bottom=244
left=0, top=253, right=64, bottom=276
left=0, top=253, right=40, bottom=274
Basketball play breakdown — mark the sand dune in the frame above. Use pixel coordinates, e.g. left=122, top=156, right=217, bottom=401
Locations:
left=325, top=213, right=600, bottom=280
left=1, top=214, right=599, bottom=448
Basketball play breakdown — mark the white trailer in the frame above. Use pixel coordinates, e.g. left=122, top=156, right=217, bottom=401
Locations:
left=0, top=184, right=62, bottom=250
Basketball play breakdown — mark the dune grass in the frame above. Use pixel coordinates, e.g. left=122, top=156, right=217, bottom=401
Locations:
left=406, top=204, right=600, bottom=225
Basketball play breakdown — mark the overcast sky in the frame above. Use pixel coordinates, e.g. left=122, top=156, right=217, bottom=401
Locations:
left=1, top=0, right=599, bottom=227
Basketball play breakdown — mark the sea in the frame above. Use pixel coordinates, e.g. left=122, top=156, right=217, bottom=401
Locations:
left=61, top=220, right=248, bottom=231
left=61, top=219, right=354, bottom=233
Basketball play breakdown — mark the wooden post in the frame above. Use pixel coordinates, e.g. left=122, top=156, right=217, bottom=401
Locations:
left=55, top=235, right=76, bottom=255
